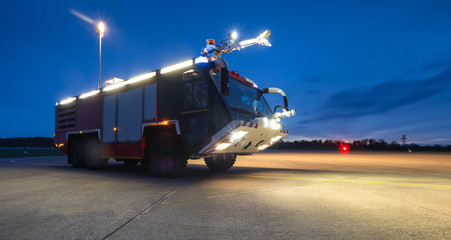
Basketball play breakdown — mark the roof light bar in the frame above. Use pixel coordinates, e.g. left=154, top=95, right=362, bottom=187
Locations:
left=79, top=90, right=100, bottom=99
left=59, top=97, right=76, bottom=105
left=103, top=81, right=127, bottom=92
left=161, top=59, right=193, bottom=74
left=58, top=59, right=193, bottom=102
left=127, top=71, right=156, bottom=84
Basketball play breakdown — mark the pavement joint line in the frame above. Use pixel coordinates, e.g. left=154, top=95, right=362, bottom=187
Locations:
left=162, top=188, right=272, bottom=205
left=233, top=175, right=451, bottom=188
left=102, top=187, right=177, bottom=240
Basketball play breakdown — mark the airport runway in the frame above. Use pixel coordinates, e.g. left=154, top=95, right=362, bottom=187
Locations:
left=0, top=151, right=450, bottom=239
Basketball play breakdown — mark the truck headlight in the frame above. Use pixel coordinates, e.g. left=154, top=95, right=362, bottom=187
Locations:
left=230, top=131, right=248, bottom=142
left=216, top=143, right=231, bottom=150
left=269, top=119, right=281, bottom=130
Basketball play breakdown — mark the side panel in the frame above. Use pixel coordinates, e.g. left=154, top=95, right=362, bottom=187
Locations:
left=144, top=83, right=157, bottom=122
left=101, top=143, right=115, bottom=158
left=102, top=94, right=117, bottom=143
left=117, top=88, right=142, bottom=142
left=100, top=81, right=156, bottom=158
left=115, top=143, right=142, bottom=158
left=157, top=73, right=183, bottom=122
left=101, top=143, right=141, bottom=159
left=55, top=103, right=76, bottom=133
left=76, top=95, right=101, bottom=131
left=54, top=102, right=77, bottom=154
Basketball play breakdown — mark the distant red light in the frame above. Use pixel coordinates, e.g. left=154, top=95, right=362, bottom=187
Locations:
left=339, top=144, right=349, bottom=153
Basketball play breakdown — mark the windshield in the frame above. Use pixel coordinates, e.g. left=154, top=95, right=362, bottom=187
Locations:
left=211, top=70, right=272, bottom=118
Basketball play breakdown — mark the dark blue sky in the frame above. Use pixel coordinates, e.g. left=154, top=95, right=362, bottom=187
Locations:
left=1, top=0, right=451, bottom=144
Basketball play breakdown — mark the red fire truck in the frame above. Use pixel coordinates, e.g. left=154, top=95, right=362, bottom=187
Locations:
left=54, top=30, right=296, bottom=177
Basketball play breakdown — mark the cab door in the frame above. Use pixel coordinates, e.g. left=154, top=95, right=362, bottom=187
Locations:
left=180, top=72, right=210, bottom=152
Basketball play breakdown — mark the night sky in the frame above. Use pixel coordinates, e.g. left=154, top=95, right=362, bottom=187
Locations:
left=1, top=0, right=451, bottom=145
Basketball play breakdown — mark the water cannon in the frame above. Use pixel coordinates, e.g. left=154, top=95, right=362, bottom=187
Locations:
left=201, top=30, right=272, bottom=60
left=246, top=30, right=272, bottom=47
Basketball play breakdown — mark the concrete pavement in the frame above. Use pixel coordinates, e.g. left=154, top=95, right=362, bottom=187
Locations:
left=0, top=151, right=450, bottom=239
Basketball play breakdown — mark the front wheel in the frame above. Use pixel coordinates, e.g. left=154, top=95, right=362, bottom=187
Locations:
left=147, top=133, right=187, bottom=178
left=204, top=154, right=236, bottom=171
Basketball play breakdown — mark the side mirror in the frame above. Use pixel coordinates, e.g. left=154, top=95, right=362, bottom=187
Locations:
left=220, top=67, right=230, bottom=95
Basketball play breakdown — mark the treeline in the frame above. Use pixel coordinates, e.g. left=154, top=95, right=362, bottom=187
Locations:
left=272, top=139, right=451, bottom=152
left=0, top=137, right=54, bottom=148
left=1, top=137, right=451, bottom=152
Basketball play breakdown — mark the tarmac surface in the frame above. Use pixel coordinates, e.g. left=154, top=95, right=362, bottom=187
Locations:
left=0, top=151, right=450, bottom=239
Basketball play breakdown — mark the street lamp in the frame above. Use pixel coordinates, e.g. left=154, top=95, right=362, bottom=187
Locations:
left=96, top=22, right=105, bottom=89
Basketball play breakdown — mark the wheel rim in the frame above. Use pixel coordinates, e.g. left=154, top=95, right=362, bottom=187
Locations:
left=157, top=148, right=174, bottom=172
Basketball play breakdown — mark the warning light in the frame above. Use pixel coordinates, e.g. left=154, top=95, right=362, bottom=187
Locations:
left=339, top=144, right=349, bottom=153
left=113, top=127, right=117, bottom=132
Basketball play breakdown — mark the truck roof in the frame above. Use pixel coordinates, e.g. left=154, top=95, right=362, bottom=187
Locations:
left=57, top=57, right=257, bottom=106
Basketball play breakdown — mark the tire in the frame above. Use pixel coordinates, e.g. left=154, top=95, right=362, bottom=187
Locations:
left=69, top=140, right=86, bottom=168
left=147, top=133, right=187, bottom=178
left=204, top=154, right=236, bottom=171
left=122, top=159, right=140, bottom=166
left=84, top=138, right=108, bottom=170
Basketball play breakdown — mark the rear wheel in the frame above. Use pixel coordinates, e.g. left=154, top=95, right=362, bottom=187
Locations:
left=147, top=133, right=187, bottom=178
left=84, top=138, right=108, bottom=170
left=69, top=140, right=86, bottom=168
left=204, top=154, right=236, bottom=171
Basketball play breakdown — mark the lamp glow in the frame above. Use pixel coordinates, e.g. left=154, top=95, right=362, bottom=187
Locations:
left=96, top=21, right=105, bottom=89
left=96, top=22, right=105, bottom=37
left=231, top=31, right=238, bottom=40
left=228, top=31, right=238, bottom=41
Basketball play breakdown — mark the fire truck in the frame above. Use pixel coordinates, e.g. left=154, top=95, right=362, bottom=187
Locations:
left=54, top=30, right=296, bottom=177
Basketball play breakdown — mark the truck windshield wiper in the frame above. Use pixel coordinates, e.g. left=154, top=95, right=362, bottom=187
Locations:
left=231, top=107, right=257, bottom=117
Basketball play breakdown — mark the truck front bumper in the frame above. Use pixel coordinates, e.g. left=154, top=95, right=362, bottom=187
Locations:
left=199, top=118, right=288, bottom=155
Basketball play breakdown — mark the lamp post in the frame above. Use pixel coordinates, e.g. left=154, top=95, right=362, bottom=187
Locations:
left=96, top=22, right=105, bottom=89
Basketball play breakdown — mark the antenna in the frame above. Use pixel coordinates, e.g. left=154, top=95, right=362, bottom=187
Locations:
left=400, top=135, right=407, bottom=145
